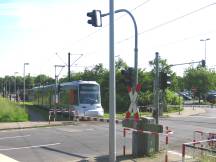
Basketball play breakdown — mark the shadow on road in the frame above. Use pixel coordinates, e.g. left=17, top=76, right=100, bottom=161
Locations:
left=78, top=155, right=139, bottom=162
left=41, top=146, right=88, bottom=159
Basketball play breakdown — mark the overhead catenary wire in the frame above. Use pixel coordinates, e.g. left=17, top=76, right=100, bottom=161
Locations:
left=117, top=2, right=216, bottom=44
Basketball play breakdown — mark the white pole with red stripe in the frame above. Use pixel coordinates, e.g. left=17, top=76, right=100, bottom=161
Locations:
left=165, top=126, right=169, bottom=162
left=123, top=128, right=130, bottom=156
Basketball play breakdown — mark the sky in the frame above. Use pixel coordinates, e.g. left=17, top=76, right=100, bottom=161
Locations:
left=0, top=0, right=216, bottom=78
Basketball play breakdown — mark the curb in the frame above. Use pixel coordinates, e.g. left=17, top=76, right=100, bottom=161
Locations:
left=74, top=116, right=122, bottom=124
left=0, top=121, right=78, bottom=131
left=0, top=117, right=122, bottom=131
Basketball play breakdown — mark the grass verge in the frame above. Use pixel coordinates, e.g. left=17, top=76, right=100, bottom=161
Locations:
left=0, top=97, right=28, bottom=122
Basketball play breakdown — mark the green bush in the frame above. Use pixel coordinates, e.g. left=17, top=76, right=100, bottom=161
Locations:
left=165, top=89, right=183, bottom=105
left=0, top=98, right=28, bottom=122
left=137, top=90, right=153, bottom=106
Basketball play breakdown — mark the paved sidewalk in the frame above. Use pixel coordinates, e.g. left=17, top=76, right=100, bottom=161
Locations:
left=167, top=107, right=206, bottom=117
left=82, top=151, right=185, bottom=162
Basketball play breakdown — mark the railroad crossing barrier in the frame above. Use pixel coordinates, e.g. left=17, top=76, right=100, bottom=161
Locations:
left=123, top=125, right=173, bottom=162
left=182, top=130, right=216, bottom=162
left=122, top=117, right=163, bottom=157
left=182, top=139, right=216, bottom=162
left=193, top=130, right=216, bottom=142
left=48, top=108, right=74, bottom=124
left=48, top=108, right=122, bottom=124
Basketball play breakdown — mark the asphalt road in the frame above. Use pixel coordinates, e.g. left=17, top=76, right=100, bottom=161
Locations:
left=160, top=107, right=216, bottom=151
left=0, top=108, right=215, bottom=162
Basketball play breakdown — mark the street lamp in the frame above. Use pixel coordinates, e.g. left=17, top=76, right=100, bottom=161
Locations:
left=14, top=72, right=18, bottom=102
left=23, top=63, right=29, bottom=105
left=200, top=38, right=210, bottom=66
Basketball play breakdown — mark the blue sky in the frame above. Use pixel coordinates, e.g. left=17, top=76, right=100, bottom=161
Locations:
left=0, top=0, right=216, bottom=78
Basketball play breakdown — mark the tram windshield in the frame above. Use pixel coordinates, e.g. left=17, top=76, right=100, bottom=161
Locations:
left=79, top=84, right=101, bottom=104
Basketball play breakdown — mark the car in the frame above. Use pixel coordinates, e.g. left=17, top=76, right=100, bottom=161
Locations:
left=178, top=92, right=192, bottom=100
left=206, top=91, right=216, bottom=104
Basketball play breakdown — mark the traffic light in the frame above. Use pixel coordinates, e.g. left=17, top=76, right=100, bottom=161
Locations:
left=57, top=84, right=62, bottom=93
left=160, top=72, right=171, bottom=90
left=87, top=10, right=102, bottom=27
left=201, top=60, right=206, bottom=67
left=121, top=67, right=134, bottom=87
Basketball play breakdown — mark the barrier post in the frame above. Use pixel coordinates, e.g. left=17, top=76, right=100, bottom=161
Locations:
left=48, top=111, right=51, bottom=124
left=123, top=128, right=130, bottom=156
left=182, top=144, right=186, bottom=162
left=54, top=108, right=56, bottom=122
left=68, top=108, right=71, bottom=121
left=165, top=126, right=168, bottom=162
left=123, top=128, right=126, bottom=156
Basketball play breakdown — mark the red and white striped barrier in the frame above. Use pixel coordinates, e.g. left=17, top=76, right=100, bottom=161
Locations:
left=182, top=139, right=216, bottom=162
left=123, top=128, right=130, bottom=156
left=122, top=126, right=173, bottom=160
left=165, top=126, right=173, bottom=162
left=182, top=130, right=216, bottom=162
left=48, top=109, right=122, bottom=124
left=193, top=130, right=216, bottom=141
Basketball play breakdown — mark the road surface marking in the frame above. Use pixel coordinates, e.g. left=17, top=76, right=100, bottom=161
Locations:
left=0, top=143, right=61, bottom=151
left=168, top=150, right=192, bottom=158
left=58, top=128, right=95, bottom=133
left=0, top=153, right=19, bottom=162
left=0, top=134, right=31, bottom=140
left=190, top=116, right=216, bottom=119
left=0, top=128, right=37, bottom=133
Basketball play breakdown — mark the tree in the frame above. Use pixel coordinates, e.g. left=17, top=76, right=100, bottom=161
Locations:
left=34, top=74, right=54, bottom=86
left=184, top=67, right=216, bottom=102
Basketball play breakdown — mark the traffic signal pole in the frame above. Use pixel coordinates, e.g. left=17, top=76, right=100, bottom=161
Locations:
left=154, top=52, right=160, bottom=124
left=101, top=9, right=138, bottom=90
left=109, top=0, right=116, bottom=161
left=87, top=7, right=138, bottom=161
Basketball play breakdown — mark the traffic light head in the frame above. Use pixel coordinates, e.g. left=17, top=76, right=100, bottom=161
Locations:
left=160, top=72, right=171, bottom=90
left=201, top=60, right=206, bottom=67
left=87, top=10, right=102, bottom=27
left=57, top=84, right=61, bottom=93
left=121, top=67, right=134, bottom=87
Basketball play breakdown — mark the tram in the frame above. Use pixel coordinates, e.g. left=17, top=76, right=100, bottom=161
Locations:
left=31, top=80, right=104, bottom=117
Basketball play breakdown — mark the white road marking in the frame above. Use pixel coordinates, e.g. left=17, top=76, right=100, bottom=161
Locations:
left=0, top=128, right=37, bottom=133
left=0, top=134, right=31, bottom=140
left=190, top=116, right=216, bottom=119
left=58, top=128, right=95, bottom=133
left=168, top=150, right=192, bottom=158
left=168, top=150, right=182, bottom=156
left=0, top=143, right=61, bottom=151
left=0, top=153, right=19, bottom=162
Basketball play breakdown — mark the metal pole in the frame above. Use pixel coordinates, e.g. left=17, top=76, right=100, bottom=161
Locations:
left=23, top=63, right=29, bottom=106
left=109, top=0, right=116, bottom=161
left=55, top=65, right=57, bottom=103
left=9, top=79, right=11, bottom=100
left=23, top=64, right=25, bottom=105
left=200, top=38, right=210, bottom=66
left=14, top=72, right=18, bottom=102
left=155, top=52, right=160, bottom=124
left=204, top=40, right=207, bottom=63
left=68, top=52, right=71, bottom=81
